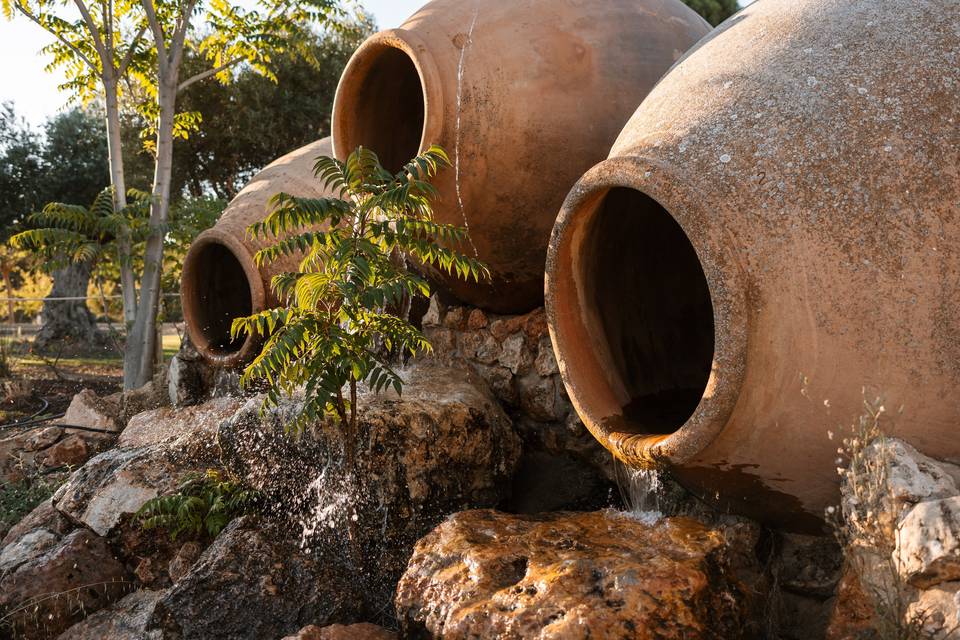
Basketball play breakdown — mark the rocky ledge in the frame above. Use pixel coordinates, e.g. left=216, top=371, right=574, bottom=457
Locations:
left=396, top=509, right=763, bottom=640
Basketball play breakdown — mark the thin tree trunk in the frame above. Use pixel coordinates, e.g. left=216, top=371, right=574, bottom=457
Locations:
left=104, top=78, right=138, bottom=331
left=124, top=80, right=177, bottom=389
left=1, top=267, right=15, bottom=324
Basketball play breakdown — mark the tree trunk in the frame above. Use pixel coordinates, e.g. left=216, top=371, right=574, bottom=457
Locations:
left=104, top=78, right=139, bottom=330
left=34, top=261, right=103, bottom=352
left=124, top=79, right=176, bottom=389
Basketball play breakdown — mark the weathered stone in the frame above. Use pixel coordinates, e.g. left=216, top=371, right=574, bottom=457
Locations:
left=58, top=389, right=120, bottom=433
left=148, top=518, right=362, bottom=640
left=219, top=362, right=520, bottom=615
left=119, top=397, right=240, bottom=449
left=53, top=446, right=192, bottom=537
left=396, top=510, right=756, bottom=639
left=474, top=332, right=501, bottom=365
left=56, top=589, right=164, bottom=640
left=41, top=435, right=91, bottom=468
left=534, top=335, right=559, bottom=377
left=2, top=499, right=72, bottom=548
left=853, top=439, right=960, bottom=518
left=0, top=529, right=131, bottom=639
left=168, top=541, right=202, bottom=583
left=777, top=533, right=843, bottom=598
left=421, top=295, right=444, bottom=327
left=516, top=373, right=566, bottom=422
left=282, top=623, right=397, bottom=640
left=906, top=581, right=960, bottom=639
left=53, top=396, right=229, bottom=536
left=443, top=306, right=467, bottom=330
left=466, top=308, right=488, bottom=330
left=825, top=563, right=880, bottom=640
left=499, top=332, right=531, bottom=375
left=896, top=496, right=960, bottom=588
left=0, top=528, right=59, bottom=574
left=488, top=314, right=527, bottom=341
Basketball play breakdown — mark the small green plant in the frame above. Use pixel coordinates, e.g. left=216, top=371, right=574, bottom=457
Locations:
left=232, top=145, right=486, bottom=559
left=0, top=475, right=57, bottom=533
left=232, top=145, right=486, bottom=452
left=137, top=470, right=259, bottom=540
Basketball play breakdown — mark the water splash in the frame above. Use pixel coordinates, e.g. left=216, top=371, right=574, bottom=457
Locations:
left=614, top=457, right=663, bottom=524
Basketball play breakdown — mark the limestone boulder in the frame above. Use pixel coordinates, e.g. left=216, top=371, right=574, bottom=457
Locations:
left=52, top=445, right=183, bottom=536
left=52, top=396, right=232, bottom=536
left=895, top=497, right=960, bottom=588
left=57, top=389, right=120, bottom=433
left=118, top=397, right=240, bottom=449
left=396, top=510, right=758, bottom=640
left=0, top=529, right=131, bottom=639
left=148, top=518, right=363, bottom=640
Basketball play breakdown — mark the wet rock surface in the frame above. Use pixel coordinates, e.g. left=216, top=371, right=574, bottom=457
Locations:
left=396, top=509, right=759, bottom=639
left=148, top=518, right=363, bottom=640
left=218, top=361, right=521, bottom=617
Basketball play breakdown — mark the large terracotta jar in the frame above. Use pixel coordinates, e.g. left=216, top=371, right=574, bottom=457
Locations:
left=181, top=138, right=333, bottom=367
left=331, top=0, right=710, bottom=314
left=545, top=0, right=960, bottom=531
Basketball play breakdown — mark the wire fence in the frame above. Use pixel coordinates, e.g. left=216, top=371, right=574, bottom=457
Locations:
left=0, top=293, right=184, bottom=339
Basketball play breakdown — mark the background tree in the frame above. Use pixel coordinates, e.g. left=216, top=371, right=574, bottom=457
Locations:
left=0, top=104, right=111, bottom=347
left=4, top=0, right=348, bottom=389
left=682, top=0, right=738, bottom=26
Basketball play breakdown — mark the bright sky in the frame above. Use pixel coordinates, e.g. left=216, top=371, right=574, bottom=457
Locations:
left=0, top=0, right=751, bottom=126
left=0, top=0, right=425, bottom=125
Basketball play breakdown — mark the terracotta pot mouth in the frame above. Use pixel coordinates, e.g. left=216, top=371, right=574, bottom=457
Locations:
left=181, top=230, right=266, bottom=368
left=332, top=28, right=445, bottom=170
left=546, top=156, right=747, bottom=466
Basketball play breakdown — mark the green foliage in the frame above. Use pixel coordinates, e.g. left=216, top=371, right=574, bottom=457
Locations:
left=168, top=24, right=372, bottom=199
left=233, top=146, right=487, bottom=437
left=9, top=187, right=150, bottom=272
left=0, top=475, right=57, bottom=533
left=682, top=0, right=739, bottom=26
left=137, top=469, right=259, bottom=540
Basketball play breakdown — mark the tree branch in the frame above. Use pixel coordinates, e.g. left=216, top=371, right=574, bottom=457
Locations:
left=71, top=0, right=107, bottom=63
left=140, top=0, right=168, bottom=75
left=117, top=24, right=147, bottom=76
left=12, top=2, right=97, bottom=71
left=177, top=57, right=243, bottom=92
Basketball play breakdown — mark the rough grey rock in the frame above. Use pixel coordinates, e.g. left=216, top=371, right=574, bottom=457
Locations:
left=148, top=518, right=362, bottom=640
left=56, top=590, right=164, bottom=640
left=0, top=529, right=131, bottom=639
left=1, top=499, right=72, bottom=548
left=52, top=446, right=179, bottom=536
left=896, top=496, right=960, bottom=588
left=53, top=397, right=230, bottom=536
left=118, top=397, right=240, bottom=449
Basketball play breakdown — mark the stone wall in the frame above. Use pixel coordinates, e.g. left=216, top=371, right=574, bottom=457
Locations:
left=419, top=296, right=614, bottom=512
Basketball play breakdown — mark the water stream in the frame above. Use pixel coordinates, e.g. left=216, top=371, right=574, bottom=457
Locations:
left=614, top=457, right=663, bottom=524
